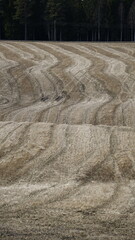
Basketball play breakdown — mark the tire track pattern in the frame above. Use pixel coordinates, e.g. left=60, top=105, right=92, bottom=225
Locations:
left=0, top=41, right=135, bottom=239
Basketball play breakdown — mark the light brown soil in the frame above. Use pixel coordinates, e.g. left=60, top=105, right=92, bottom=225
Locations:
left=0, top=41, right=135, bottom=239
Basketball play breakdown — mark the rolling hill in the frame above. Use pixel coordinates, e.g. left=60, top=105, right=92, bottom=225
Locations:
left=0, top=41, right=135, bottom=239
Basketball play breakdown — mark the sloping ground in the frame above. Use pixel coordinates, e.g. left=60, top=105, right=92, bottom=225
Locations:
left=0, top=41, right=135, bottom=239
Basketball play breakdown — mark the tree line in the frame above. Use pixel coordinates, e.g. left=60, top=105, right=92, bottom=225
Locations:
left=0, top=0, right=135, bottom=41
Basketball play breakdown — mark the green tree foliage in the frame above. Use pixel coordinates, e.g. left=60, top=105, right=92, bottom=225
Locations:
left=30, top=0, right=46, bottom=40
left=1, top=0, right=16, bottom=39
left=0, top=0, right=4, bottom=38
left=0, top=0, right=135, bottom=41
left=14, top=0, right=34, bottom=40
left=128, top=0, right=135, bottom=40
left=46, top=0, right=68, bottom=40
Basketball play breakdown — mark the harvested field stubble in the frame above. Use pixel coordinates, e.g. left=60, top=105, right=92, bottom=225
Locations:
left=0, top=41, right=135, bottom=239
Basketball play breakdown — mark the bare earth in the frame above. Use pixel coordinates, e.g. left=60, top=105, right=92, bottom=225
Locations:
left=0, top=41, right=135, bottom=239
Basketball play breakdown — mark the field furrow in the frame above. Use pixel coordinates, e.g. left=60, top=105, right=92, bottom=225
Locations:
left=0, top=41, right=135, bottom=239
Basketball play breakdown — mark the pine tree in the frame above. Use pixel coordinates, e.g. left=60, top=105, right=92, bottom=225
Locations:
left=128, top=0, right=135, bottom=41
left=0, top=0, right=4, bottom=39
left=30, top=0, right=46, bottom=40
left=82, top=0, right=104, bottom=41
left=1, top=0, right=16, bottom=39
left=46, top=0, right=67, bottom=41
left=14, top=0, right=34, bottom=40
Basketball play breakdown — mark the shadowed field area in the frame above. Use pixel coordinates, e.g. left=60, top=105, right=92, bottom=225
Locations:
left=0, top=41, right=135, bottom=239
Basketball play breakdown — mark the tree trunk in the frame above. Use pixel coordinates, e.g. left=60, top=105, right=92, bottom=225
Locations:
left=32, top=27, right=35, bottom=40
left=120, top=0, right=123, bottom=41
left=24, top=18, right=27, bottom=40
left=120, top=28, right=123, bottom=41
left=97, top=0, right=101, bottom=41
left=47, top=24, right=51, bottom=41
left=51, top=24, right=53, bottom=40
left=54, top=20, right=56, bottom=41
left=131, top=27, right=133, bottom=41
left=60, top=30, right=62, bottom=41
left=0, top=23, right=1, bottom=40
left=95, top=30, right=97, bottom=41
left=24, top=4, right=28, bottom=41
left=107, top=29, right=109, bottom=41
left=86, top=31, right=89, bottom=41
left=98, top=26, right=100, bottom=41
left=92, top=30, right=94, bottom=41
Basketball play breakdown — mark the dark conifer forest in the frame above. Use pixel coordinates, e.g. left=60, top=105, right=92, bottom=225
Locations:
left=0, top=0, right=135, bottom=41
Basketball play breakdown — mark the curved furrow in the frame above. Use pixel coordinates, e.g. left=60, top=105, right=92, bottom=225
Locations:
left=19, top=42, right=59, bottom=97
left=30, top=42, right=78, bottom=123
left=71, top=43, right=129, bottom=126
left=1, top=42, right=135, bottom=239
left=0, top=122, right=135, bottom=227
left=0, top=42, right=39, bottom=111
left=25, top=42, right=93, bottom=124
left=62, top=42, right=122, bottom=92
left=0, top=42, right=60, bottom=122
left=96, top=43, right=135, bottom=90
left=47, top=42, right=92, bottom=96
left=0, top=122, right=55, bottom=184
left=1, top=41, right=135, bottom=126
left=99, top=44, right=135, bottom=101
left=114, top=98, right=135, bottom=127
left=59, top=43, right=119, bottom=125
left=56, top=43, right=107, bottom=124
left=38, top=42, right=95, bottom=124
left=0, top=48, right=19, bottom=109
left=93, top=44, right=135, bottom=126
left=33, top=42, right=75, bottom=93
